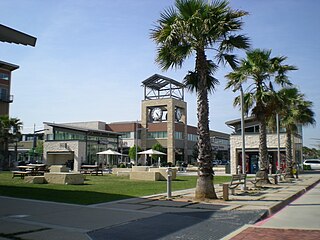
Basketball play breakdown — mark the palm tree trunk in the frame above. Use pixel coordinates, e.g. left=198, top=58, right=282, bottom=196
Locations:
left=285, top=130, right=294, bottom=178
left=257, top=117, right=270, bottom=182
left=194, top=48, right=217, bottom=200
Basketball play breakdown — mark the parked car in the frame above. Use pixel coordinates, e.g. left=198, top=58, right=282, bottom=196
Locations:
left=303, top=159, right=320, bottom=170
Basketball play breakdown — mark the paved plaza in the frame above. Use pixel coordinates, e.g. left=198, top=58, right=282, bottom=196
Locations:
left=0, top=172, right=319, bottom=239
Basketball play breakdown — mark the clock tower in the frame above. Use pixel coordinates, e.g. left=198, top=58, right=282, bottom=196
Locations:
left=141, top=74, right=187, bottom=165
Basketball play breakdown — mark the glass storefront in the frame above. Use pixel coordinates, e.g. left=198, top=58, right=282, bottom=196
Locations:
left=48, top=127, right=119, bottom=165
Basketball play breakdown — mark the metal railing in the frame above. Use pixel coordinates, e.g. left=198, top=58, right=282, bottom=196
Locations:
left=0, top=94, right=13, bottom=103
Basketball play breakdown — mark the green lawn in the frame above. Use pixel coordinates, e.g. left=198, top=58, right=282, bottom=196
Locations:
left=0, top=172, right=231, bottom=205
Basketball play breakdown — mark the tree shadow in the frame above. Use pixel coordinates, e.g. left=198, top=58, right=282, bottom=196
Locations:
left=0, top=185, right=133, bottom=205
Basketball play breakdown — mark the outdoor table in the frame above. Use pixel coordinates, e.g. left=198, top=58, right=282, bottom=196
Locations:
left=80, top=165, right=103, bottom=176
left=18, top=164, right=46, bottom=175
left=16, top=165, right=37, bottom=176
left=18, top=165, right=36, bottom=171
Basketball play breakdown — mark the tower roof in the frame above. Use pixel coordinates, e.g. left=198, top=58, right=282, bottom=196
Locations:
left=142, top=74, right=184, bottom=90
left=142, top=74, right=185, bottom=100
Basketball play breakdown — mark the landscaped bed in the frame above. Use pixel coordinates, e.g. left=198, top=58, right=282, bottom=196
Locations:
left=0, top=171, right=231, bottom=205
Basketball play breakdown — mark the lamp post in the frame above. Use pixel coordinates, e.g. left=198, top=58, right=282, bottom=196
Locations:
left=276, top=113, right=281, bottom=173
left=240, top=85, right=246, bottom=175
left=135, top=122, right=147, bottom=165
left=238, top=84, right=247, bottom=190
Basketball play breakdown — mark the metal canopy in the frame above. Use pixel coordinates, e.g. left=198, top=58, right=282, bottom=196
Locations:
left=142, top=74, right=185, bottom=100
left=0, top=24, right=37, bottom=47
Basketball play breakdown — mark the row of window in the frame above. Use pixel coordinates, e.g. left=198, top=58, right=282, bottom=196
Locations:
left=148, top=131, right=167, bottom=138
left=236, top=124, right=287, bottom=134
left=211, top=137, right=229, bottom=146
left=47, top=129, right=118, bottom=144
left=119, top=131, right=198, bottom=141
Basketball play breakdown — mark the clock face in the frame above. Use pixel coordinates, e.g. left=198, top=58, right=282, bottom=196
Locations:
left=175, top=108, right=182, bottom=121
left=151, top=107, right=163, bottom=121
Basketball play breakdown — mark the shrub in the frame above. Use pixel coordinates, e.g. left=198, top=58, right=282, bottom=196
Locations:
left=303, top=164, right=311, bottom=170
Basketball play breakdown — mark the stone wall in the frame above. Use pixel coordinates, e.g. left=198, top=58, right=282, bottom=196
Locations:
left=43, top=141, right=86, bottom=171
left=230, top=133, right=287, bottom=174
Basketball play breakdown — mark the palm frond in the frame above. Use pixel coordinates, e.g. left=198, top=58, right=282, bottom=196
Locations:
left=184, top=59, right=219, bottom=93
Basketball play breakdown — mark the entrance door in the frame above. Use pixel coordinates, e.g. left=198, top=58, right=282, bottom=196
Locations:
left=249, top=154, right=259, bottom=174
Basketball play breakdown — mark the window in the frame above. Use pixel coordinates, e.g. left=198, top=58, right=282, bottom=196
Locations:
left=174, top=131, right=184, bottom=139
left=148, top=131, right=167, bottom=139
left=211, top=137, right=229, bottom=146
left=119, top=132, right=131, bottom=138
left=0, top=88, right=8, bottom=100
left=54, top=130, right=86, bottom=140
left=0, top=73, right=9, bottom=81
left=187, top=134, right=198, bottom=142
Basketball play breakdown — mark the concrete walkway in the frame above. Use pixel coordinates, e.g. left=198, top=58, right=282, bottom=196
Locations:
left=224, top=177, right=320, bottom=239
left=0, top=172, right=319, bottom=240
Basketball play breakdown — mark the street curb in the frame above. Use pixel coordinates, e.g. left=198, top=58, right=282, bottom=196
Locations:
left=222, top=224, right=252, bottom=240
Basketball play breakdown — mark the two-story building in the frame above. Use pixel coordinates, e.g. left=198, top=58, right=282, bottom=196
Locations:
left=0, top=61, right=19, bottom=116
left=226, top=116, right=303, bottom=174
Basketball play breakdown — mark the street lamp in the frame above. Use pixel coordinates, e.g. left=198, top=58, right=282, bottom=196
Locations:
left=135, top=122, right=147, bottom=165
left=239, top=85, right=247, bottom=190
left=276, top=113, right=281, bottom=173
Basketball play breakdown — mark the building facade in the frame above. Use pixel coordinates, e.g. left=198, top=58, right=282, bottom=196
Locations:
left=0, top=61, right=19, bottom=116
left=226, top=117, right=303, bottom=174
left=43, top=122, right=120, bottom=171
left=42, top=74, right=230, bottom=170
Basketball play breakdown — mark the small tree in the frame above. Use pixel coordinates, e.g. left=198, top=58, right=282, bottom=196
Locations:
left=35, top=141, right=44, bottom=161
left=0, top=115, right=23, bottom=169
left=128, top=145, right=141, bottom=164
left=151, top=143, right=165, bottom=166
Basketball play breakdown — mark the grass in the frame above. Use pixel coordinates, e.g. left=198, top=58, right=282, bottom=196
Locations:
left=0, top=171, right=231, bottom=205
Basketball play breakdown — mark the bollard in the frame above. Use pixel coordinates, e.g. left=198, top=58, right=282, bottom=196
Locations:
left=222, top=183, right=229, bottom=201
left=237, top=165, right=241, bottom=174
left=166, top=167, right=173, bottom=199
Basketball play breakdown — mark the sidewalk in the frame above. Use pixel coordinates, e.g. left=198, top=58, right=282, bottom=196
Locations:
left=224, top=176, right=320, bottom=239
left=0, top=173, right=319, bottom=240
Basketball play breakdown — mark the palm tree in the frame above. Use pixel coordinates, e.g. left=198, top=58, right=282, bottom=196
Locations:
left=275, top=87, right=315, bottom=178
left=225, top=49, right=297, bottom=181
left=151, top=0, right=250, bottom=199
left=0, top=115, right=23, bottom=169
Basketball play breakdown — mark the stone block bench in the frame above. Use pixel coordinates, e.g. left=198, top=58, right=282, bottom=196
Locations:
left=24, top=176, right=46, bottom=184
left=44, top=173, right=85, bottom=185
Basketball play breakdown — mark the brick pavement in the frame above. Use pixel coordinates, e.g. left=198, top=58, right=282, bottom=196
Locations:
left=229, top=227, right=320, bottom=240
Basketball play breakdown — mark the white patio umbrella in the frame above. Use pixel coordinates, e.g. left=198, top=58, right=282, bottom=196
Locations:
left=137, top=149, right=166, bottom=155
left=97, top=149, right=122, bottom=156
left=97, top=149, right=123, bottom=166
left=137, top=149, right=166, bottom=166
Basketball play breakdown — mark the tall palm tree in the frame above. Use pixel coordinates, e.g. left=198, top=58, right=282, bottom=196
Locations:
left=225, top=49, right=297, bottom=181
left=275, top=87, right=315, bottom=178
left=151, top=0, right=250, bottom=199
left=0, top=115, right=22, bottom=169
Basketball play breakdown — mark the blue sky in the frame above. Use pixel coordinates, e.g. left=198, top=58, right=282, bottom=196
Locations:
left=1, top=0, right=319, bottom=148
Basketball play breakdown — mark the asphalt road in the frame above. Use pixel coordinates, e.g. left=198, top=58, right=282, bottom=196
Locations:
left=88, top=209, right=266, bottom=240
